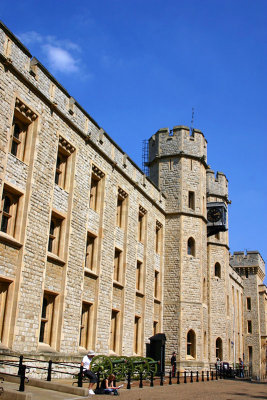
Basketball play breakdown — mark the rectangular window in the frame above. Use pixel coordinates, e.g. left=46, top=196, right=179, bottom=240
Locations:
left=79, top=302, right=92, bottom=349
left=138, top=206, right=147, bottom=243
left=114, top=248, right=122, bottom=282
left=188, top=191, right=195, bottom=210
left=117, top=197, right=123, bottom=228
left=153, top=321, right=158, bottom=336
left=0, top=280, right=10, bottom=342
left=155, top=221, right=162, bottom=254
left=110, top=310, right=119, bottom=353
left=0, top=187, right=21, bottom=238
left=54, top=137, right=75, bottom=191
left=154, top=271, right=159, bottom=298
left=85, top=233, right=96, bottom=271
left=89, top=165, right=104, bottom=213
left=39, top=292, right=57, bottom=346
left=48, top=213, right=63, bottom=256
left=247, top=320, right=252, bottom=334
left=10, top=117, right=28, bottom=161
left=136, top=261, right=142, bottom=292
left=134, top=316, right=141, bottom=354
left=246, top=297, right=251, bottom=311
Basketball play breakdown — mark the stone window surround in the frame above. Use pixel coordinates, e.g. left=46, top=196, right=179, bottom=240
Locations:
left=89, top=164, right=105, bottom=213
left=38, top=290, right=59, bottom=350
left=47, top=210, right=66, bottom=262
left=116, top=187, right=128, bottom=229
left=55, top=136, right=75, bottom=192
left=138, top=205, right=147, bottom=244
left=79, top=301, right=93, bottom=350
left=0, top=183, right=24, bottom=242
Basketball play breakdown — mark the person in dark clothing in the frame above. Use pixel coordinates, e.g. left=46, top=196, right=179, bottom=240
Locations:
left=100, top=374, right=123, bottom=395
left=171, top=352, right=177, bottom=377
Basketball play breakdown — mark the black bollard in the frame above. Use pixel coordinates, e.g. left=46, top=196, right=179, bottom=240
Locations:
left=47, top=360, right=52, bottom=381
left=160, top=371, right=164, bottom=386
left=127, top=372, right=131, bottom=389
left=219, top=368, right=222, bottom=379
left=196, top=371, right=199, bottom=382
left=207, top=371, right=209, bottom=381
left=18, top=355, right=23, bottom=376
left=184, top=371, right=187, bottom=384
left=169, top=370, right=172, bottom=385
left=139, top=372, right=143, bottom=388
left=202, top=371, right=204, bottom=382
left=211, top=371, right=214, bottom=380
left=150, top=371, right=154, bottom=387
left=190, top=371, right=193, bottom=383
left=177, top=371, right=180, bottom=384
left=19, top=365, right=26, bottom=392
left=216, top=369, right=218, bottom=380
left=78, top=365, right=83, bottom=387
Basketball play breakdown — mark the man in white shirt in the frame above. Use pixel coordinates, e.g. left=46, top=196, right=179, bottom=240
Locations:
left=81, top=350, right=97, bottom=395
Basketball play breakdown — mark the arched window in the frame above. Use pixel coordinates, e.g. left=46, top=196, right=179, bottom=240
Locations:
left=216, top=337, right=223, bottom=360
left=187, top=237, right=195, bottom=256
left=187, top=330, right=196, bottom=358
left=215, top=263, right=221, bottom=278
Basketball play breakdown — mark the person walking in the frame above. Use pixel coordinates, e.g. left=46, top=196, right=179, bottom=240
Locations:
left=239, top=357, right=244, bottom=378
left=81, top=350, right=98, bottom=395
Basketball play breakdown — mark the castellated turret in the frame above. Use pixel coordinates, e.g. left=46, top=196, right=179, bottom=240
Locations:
left=206, top=169, right=229, bottom=201
left=230, top=251, right=265, bottom=281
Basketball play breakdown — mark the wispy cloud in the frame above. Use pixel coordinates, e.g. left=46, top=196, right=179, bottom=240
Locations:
left=18, top=31, right=82, bottom=75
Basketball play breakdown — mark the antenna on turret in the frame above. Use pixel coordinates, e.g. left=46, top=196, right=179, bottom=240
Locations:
left=190, top=107, right=194, bottom=136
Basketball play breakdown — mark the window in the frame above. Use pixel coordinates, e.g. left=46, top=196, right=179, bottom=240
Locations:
left=55, top=150, right=67, bottom=188
left=110, top=310, right=119, bottom=353
left=138, top=206, right=147, bottom=243
left=246, top=297, right=251, bottom=311
left=134, top=316, right=141, bottom=354
left=154, top=271, right=159, bottom=298
left=187, top=330, right=196, bottom=358
left=0, top=280, right=10, bottom=342
left=187, top=237, right=195, bottom=256
left=116, top=188, right=127, bottom=229
left=245, top=269, right=249, bottom=279
left=89, top=165, right=104, bottom=212
left=54, top=137, right=75, bottom=190
left=85, top=233, right=96, bottom=271
left=153, top=321, right=158, bottom=336
left=114, top=248, right=122, bottom=282
left=48, top=213, right=63, bottom=256
left=10, top=118, right=28, bottom=161
left=0, top=188, right=21, bottom=238
left=247, top=320, right=252, bottom=334
left=188, top=191, right=195, bottom=210
left=215, top=263, right=221, bottom=278
left=136, top=261, right=143, bottom=292
left=216, top=337, right=223, bottom=360
left=79, top=302, right=92, bottom=349
left=39, top=292, right=57, bottom=346
left=155, top=221, right=162, bottom=253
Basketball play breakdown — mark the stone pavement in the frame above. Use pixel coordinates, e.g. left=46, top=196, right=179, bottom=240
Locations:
left=1, top=379, right=267, bottom=399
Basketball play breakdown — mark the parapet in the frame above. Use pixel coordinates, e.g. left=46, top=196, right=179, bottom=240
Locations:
left=148, top=125, right=207, bottom=163
left=206, top=169, right=229, bottom=201
left=230, top=251, right=265, bottom=280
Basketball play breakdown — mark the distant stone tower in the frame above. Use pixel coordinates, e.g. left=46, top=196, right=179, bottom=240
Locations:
left=148, top=126, right=208, bottom=369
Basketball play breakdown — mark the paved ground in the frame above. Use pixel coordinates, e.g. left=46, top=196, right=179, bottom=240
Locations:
left=1, top=378, right=266, bottom=399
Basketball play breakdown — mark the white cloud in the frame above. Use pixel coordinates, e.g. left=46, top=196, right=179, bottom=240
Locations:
left=18, top=31, right=81, bottom=75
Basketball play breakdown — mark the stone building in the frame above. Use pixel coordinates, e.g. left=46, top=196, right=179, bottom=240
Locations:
left=0, top=21, right=266, bottom=379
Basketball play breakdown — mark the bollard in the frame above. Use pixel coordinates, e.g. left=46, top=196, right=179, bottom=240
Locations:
left=19, top=365, right=26, bottom=392
left=127, top=372, right=131, bottom=389
left=211, top=371, right=214, bottom=381
left=96, top=371, right=100, bottom=392
left=202, top=371, right=204, bottom=382
left=219, top=368, right=222, bottom=379
left=160, top=371, right=164, bottom=386
left=216, top=369, right=218, bottom=380
left=47, top=360, right=52, bottom=381
left=184, top=371, right=187, bottom=384
left=196, top=371, right=199, bottom=382
left=207, top=371, right=209, bottom=381
left=169, top=370, right=172, bottom=385
left=78, top=365, right=83, bottom=387
left=177, top=371, right=180, bottom=384
left=139, top=372, right=143, bottom=388
left=150, top=371, right=154, bottom=387
left=190, top=371, right=193, bottom=383
left=18, top=355, right=23, bottom=376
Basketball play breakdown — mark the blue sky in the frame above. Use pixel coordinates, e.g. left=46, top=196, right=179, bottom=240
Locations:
left=1, top=0, right=266, bottom=278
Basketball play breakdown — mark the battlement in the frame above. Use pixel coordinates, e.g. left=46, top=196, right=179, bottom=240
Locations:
left=0, top=21, right=165, bottom=210
left=206, top=169, right=229, bottom=200
left=148, top=125, right=207, bottom=163
left=230, top=251, right=265, bottom=280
